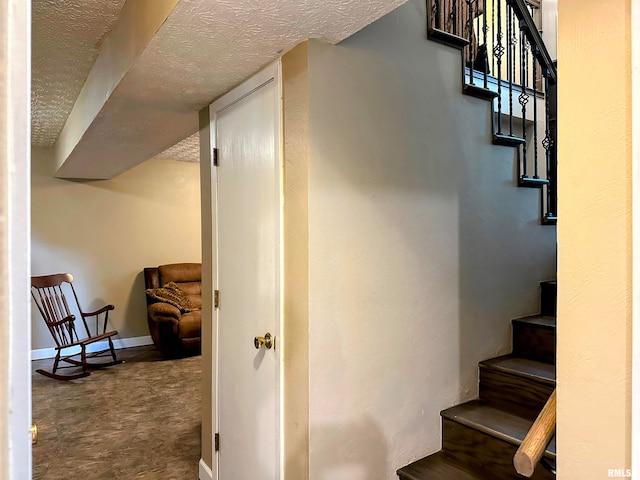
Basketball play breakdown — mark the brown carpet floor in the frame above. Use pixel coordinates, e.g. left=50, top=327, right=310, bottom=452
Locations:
left=32, top=345, right=202, bottom=480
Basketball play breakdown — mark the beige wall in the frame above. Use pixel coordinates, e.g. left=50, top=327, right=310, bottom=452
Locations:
left=557, top=0, right=632, bottom=477
left=31, top=147, right=201, bottom=349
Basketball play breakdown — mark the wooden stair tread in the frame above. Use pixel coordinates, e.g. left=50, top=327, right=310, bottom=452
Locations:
left=480, top=355, right=555, bottom=385
left=493, top=134, right=526, bottom=147
left=463, top=84, right=499, bottom=101
left=397, top=452, right=489, bottom=480
left=519, top=176, right=550, bottom=188
left=428, top=28, right=470, bottom=49
left=512, top=315, right=556, bottom=329
left=441, top=401, right=556, bottom=458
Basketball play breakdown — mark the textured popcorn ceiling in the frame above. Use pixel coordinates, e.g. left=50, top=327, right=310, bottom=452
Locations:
left=33, top=0, right=408, bottom=176
left=154, top=133, right=200, bottom=163
left=116, top=0, right=410, bottom=111
left=31, top=0, right=127, bottom=146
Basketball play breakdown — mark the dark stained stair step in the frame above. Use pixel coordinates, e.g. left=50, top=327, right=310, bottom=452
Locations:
left=518, top=176, right=549, bottom=188
left=442, top=401, right=555, bottom=480
left=463, top=84, right=499, bottom=101
left=442, top=401, right=556, bottom=458
left=493, top=134, right=526, bottom=147
left=397, top=452, right=491, bottom=480
left=428, top=28, right=470, bottom=49
left=479, top=355, right=555, bottom=421
left=512, top=315, right=556, bottom=365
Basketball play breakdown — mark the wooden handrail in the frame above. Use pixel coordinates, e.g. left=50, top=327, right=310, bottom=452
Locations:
left=513, top=389, right=556, bottom=477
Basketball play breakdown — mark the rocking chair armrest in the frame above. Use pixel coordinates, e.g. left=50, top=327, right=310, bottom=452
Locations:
left=49, top=314, right=76, bottom=327
left=148, top=302, right=181, bottom=322
left=81, top=304, right=115, bottom=317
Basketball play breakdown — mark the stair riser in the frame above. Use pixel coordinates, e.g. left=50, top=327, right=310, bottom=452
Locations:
left=397, top=453, right=482, bottom=480
left=479, top=367, right=554, bottom=421
left=442, top=419, right=554, bottom=480
left=512, top=323, right=556, bottom=365
left=540, top=282, right=557, bottom=316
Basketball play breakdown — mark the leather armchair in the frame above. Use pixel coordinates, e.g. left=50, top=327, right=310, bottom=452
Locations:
left=143, top=263, right=202, bottom=357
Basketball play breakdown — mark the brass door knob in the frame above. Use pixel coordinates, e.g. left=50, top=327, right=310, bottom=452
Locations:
left=254, top=332, right=273, bottom=350
left=31, top=424, right=38, bottom=445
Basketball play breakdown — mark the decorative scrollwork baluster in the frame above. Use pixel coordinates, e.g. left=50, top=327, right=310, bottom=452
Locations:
left=433, top=0, right=441, bottom=30
left=451, top=0, right=458, bottom=36
left=509, top=6, right=518, bottom=137
left=492, top=0, right=496, bottom=74
left=494, top=0, right=505, bottom=135
left=543, top=72, right=555, bottom=218
left=519, top=32, right=530, bottom=179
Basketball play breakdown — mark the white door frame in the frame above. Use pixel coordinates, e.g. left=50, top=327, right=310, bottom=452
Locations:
left=207, top=60, right=284, bottom=479
left=1, top=0, right=32, bottom=478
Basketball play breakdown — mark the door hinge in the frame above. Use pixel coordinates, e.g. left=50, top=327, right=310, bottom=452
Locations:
left=215, top=433, right=220, bottom=451
left=213, top=147, right=219, bottom=166
left=214, top=290, right=220, bottom=309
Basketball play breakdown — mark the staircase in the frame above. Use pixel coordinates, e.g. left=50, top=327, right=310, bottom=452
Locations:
left=396, top=2, right=558, bottom=477
left=397, top=281, right=556, bottom=479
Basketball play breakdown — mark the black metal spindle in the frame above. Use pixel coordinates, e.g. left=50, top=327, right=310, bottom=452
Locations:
left=532, top=50, right=539, bottom=178
left=452, top=0, right=458, bottom=36
left=494, top=0, right=504, bottom=135
left=476, top=0, right=481, bottom=67
left=433, top=0, right=441, bottom=30
left=482, top=0, right=488, bottom=88
left=518, top=31, right=529, bottom=178
left=492, top=0, right=496, bottom=74
left=530, top=4, right=536, bottom=26
left=507, top=4, right=514, bottom=136
left=543, top=72, right=554, bottom=217
left=468, top=0, right=475, bottom=84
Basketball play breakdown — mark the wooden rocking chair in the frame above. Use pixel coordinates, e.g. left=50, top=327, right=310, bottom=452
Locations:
left=31, top=273, right=123, bottom=380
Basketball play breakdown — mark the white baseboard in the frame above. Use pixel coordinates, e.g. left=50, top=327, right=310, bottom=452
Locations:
left=31, top=335, right=154, bottom=360
left=199, top=458, right=213, bottom=480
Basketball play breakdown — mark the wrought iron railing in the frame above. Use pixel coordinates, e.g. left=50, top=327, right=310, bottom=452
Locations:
left=427, top=0, right=557, bottom=223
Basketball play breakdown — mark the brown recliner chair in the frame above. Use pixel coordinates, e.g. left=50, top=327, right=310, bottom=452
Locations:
left=143, top=263, right=202, bottom=357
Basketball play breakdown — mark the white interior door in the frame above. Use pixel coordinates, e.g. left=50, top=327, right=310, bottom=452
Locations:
left=212, top=63, right=282, bottom=480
